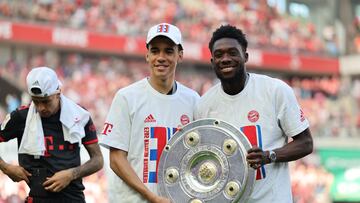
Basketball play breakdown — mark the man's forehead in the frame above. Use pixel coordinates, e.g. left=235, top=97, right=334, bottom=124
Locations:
left=148, top=36, right=177, bottom=47
left=213, top=38, right=242, bottom=50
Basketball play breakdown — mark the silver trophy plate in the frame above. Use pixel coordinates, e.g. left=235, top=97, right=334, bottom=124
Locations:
left=158, top=119, right=255, bottom=203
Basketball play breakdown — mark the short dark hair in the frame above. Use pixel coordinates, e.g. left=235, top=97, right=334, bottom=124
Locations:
left=146, top=44, right=183, bottom=51
left=208, top=25, right=248, bottom=52
left=146, top=36, right=183, bottom=51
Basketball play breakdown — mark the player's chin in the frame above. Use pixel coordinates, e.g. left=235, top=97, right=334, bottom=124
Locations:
left=215, top=71, right=234, bottom=79
left=154, top=71, right=171, bottom=79
left=218, top=74, right=237, bottom=82
left=39, top=112, right=52, bottom=118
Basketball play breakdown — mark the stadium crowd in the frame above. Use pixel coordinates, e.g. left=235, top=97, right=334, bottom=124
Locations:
left=290, top=159, right=334, bottom=203
left=354, top=15, right=360, bottom=53
left=0, top=0, right=339, bottom=55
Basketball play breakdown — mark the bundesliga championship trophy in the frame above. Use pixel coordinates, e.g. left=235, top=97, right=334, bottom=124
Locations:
left=158, top=119, right=255, bottom=203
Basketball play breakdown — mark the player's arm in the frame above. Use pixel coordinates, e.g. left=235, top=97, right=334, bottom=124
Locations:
left=0, top=110, right=32, bottom=183
left=0, top=157, right=32, bottom=183
left=247, top=81, right=313, bottom=168
left=43, top=142, right=103, bottom=192
left=72, top=142, right=104, bottom=180
left=247, top=128, right=313, bottom=167
left=43, top=118, right=104, bottom=192
left=268, top=128, right=313, bottom=162
left=109, top=148, right=170, bottom=203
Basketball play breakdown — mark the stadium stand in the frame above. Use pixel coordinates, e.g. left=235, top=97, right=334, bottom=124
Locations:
left=0, top=0, right=339, bottom=55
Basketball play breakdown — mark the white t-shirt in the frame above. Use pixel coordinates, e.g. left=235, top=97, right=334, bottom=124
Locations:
left=100, top=78, right=200, bottom=203
left=195, top=73, right=309, bottom=203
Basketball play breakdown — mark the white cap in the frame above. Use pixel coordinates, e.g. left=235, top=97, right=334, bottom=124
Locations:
left=146, top=23, right=183, bottom=48
left=26, top=67, right=62, bottom=97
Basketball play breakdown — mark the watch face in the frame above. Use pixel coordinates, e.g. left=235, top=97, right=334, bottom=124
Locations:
left=269, top=151, right=276, bottom=162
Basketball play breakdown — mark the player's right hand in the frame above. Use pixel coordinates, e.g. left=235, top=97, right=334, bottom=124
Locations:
left=150, top=195, right=171, bottom=203
left=3, top=164, right=31, bottom=183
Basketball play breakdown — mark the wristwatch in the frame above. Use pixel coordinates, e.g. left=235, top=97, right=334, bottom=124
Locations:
left=268, top=150, right=277, bottom=163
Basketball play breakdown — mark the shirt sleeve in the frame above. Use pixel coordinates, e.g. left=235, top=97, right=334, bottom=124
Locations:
left=275, top=80, right=309, bottom=137
left=99, top=91, right=131, bottom=151
left=81, top=117, right=98, bottom=145
left=0, top=110, right=26, bottom=142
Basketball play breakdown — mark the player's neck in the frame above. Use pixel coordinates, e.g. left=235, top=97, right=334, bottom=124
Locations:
left=148, top=77, right=176, bottom=95
left=221, top=73, right=249, bottom=95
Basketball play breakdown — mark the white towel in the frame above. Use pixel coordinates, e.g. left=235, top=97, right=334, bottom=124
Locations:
left=19, top=95, right=90, bottom=156
left=19, top=103, right=46, bottom=156
left=60, top=95, right=90, bottom=144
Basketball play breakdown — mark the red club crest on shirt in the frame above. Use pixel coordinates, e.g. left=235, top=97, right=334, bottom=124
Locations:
left=247, top=110, right=259, bottom=123
left=180, top=114, right=190, bottom=125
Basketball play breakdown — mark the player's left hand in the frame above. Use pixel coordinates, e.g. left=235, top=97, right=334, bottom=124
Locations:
left=43, top=169, right=73, bottom=192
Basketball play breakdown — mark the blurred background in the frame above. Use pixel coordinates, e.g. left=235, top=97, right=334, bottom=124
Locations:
left=0, top=0, right=359, bottom=202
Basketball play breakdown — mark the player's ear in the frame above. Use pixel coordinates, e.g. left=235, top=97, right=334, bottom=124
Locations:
left=146, top=53, right=149, bottom=62
left=178, top=49, right=183, bottom=62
